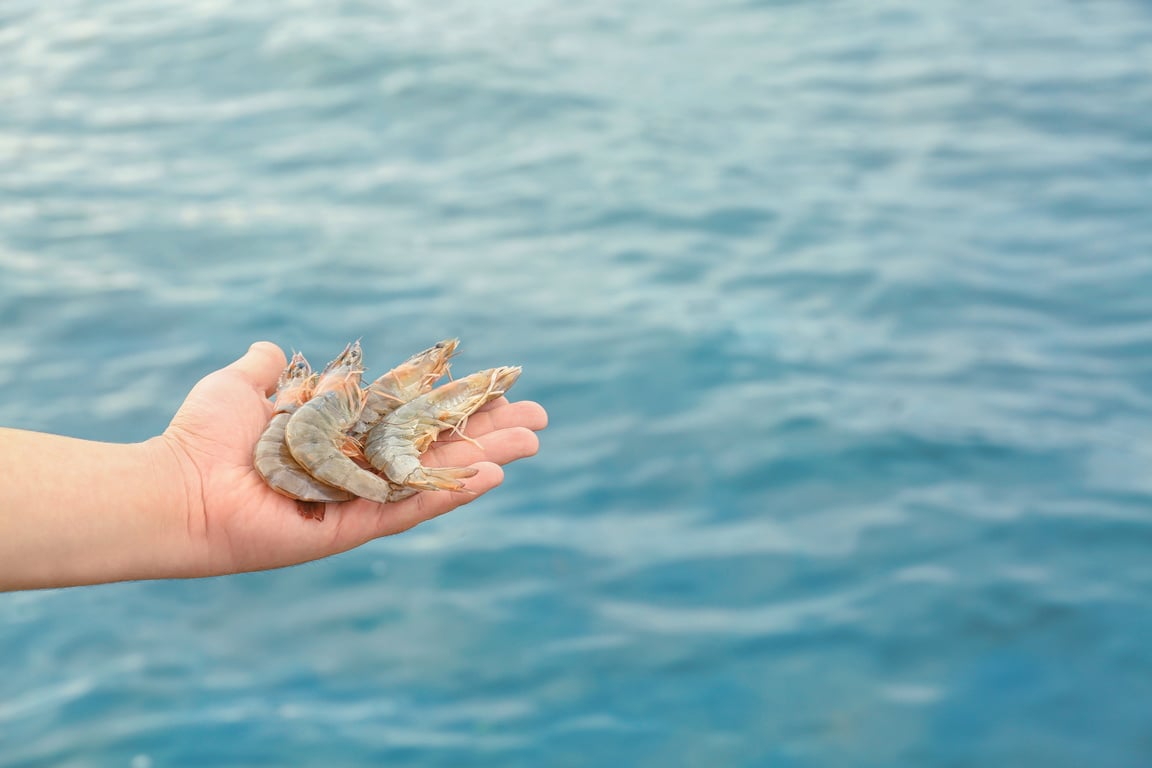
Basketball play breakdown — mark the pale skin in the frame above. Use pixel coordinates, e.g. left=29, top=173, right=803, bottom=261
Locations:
left=0, top=342, right=548, bottom=591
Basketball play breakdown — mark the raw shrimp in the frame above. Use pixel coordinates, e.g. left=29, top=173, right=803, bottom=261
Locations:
left=349, top=338, right=458, bottom=438
left=285, top=357, right=415, bottom=505
left=364, top=366, right=521, bottom=492
left=253, top=352, right=354, bottom=504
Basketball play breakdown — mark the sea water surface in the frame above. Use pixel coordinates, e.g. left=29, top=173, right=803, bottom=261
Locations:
left=2, top=0, right=1152, bottom=765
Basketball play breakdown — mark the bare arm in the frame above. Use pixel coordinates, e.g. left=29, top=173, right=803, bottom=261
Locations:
left=0, top=342, right=547, bottom=591
left=0, top=431, right=193, bottom=590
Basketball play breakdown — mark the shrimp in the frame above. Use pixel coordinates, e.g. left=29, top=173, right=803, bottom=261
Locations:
left=349, top=338, right=458, bottom=438
left=253, top=352, right=355, bottom=506
left=364, top=366, right=521, bottom=492
left=285, top=345, right=414, bottom=505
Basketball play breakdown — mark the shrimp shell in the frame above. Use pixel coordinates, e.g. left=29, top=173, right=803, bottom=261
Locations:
left=314, top=340, right=364, bottom=394
left=254, top=352, right=354, bottom=504
left=364, top=366, right=521, bottom=492
left=349, top=338, right=458, bottom=438
left=285, top=368, right=414, bottom=504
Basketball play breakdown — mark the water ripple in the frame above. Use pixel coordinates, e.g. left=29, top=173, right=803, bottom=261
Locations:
left=3, top=0, right=1152, bottom=764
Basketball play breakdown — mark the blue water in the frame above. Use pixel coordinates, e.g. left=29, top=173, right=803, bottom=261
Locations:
left=3, top=0, right=1152, bottom=764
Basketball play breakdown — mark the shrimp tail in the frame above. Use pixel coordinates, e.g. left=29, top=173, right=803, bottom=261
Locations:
left=398, top=465, right=479, bottom=492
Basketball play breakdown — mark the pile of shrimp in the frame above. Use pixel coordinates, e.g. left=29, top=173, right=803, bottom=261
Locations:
left=254, top=339, right=520, bottom=520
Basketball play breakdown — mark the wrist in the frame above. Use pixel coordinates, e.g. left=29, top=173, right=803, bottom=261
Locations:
left=137, top=435, right=210, bottom=579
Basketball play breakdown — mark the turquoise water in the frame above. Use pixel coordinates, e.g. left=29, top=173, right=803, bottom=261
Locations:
left=3, top=0, right=1152, bottom=764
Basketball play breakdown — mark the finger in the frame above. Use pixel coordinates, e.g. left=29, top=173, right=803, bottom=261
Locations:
left=475, top=396, right=509, bottom=413
left=435, top=401, right=549, bottom=442
left=371, top=462, right=505, bottom=536
left=226, top=341, right=287, bottom=397
left=423, top=426, right=540, bottom=468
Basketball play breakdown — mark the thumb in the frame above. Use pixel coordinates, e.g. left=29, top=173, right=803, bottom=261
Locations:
left=225, top=341, right=287, bottom=397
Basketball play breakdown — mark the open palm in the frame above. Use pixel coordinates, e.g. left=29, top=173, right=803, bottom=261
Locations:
left=161, top=342, right=546, bottom=577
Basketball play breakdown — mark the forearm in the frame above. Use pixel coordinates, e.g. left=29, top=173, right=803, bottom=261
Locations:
left=0, top=428, right=192, bottom=591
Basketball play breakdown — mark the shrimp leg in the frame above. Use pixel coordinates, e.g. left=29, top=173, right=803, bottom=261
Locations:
left=364, top=366, right=521, bottom=492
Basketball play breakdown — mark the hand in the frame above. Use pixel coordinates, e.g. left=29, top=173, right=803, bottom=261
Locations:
left=160, top=342, right=547, bottom=577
